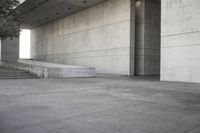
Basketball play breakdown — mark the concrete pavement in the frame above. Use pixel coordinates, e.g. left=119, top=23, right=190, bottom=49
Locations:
left=0, top=76, right=200, bottom=133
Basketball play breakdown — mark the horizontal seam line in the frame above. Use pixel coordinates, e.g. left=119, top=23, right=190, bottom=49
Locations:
left=161, top=31, right=200, bottom=37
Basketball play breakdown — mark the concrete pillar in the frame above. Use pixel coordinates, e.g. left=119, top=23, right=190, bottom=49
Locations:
left=1, top=38, right=19, bottom=62
left=130, top=0, right=136, bottom=76
left=135, top=0, right=161, bottom=76
left=161, top=0, right=200, bottom=83
left=30, top=30, right=36, bottom=59
left=0, top=39, right=1, bottom=60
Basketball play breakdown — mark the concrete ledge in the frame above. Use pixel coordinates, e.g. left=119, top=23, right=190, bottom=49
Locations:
left=1, top=59, right=96, bottom=78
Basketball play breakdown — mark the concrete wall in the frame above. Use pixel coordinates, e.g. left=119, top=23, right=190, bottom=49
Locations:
left=1, top=38, right=19, bottom=62
left=0, top=39, right=1, bottom=60
left=135, top=0, right=160, bottom=76
left=31, top=0, right=134, bottom=75
left=161, top=0, right=200, bottom=83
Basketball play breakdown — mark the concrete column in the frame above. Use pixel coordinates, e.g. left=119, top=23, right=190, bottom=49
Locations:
left=130, top=0, right=136, bottom=76
left=30, top=30, right=36, bottom=59
left=1, top=38, right=19, bottom=62
left=161, top=0, right=200, bottom=83
left=135, top=0, right=161, bottom=76
left=0, top=39, right=1, bottom=60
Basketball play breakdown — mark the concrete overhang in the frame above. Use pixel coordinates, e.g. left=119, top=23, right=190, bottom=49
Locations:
left=17, top=0, right=107, bottom=29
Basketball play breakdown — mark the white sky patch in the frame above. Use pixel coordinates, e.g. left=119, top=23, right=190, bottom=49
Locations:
left=20, top=29, right=30, bottom=59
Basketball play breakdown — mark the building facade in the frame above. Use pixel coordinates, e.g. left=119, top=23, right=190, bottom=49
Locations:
left=30, top=0, right=161, bottom=76
left=1, top=0, right=200, bottom=83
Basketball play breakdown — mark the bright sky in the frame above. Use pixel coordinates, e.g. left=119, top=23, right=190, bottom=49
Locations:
left=20, top=29, right=30, bottom=59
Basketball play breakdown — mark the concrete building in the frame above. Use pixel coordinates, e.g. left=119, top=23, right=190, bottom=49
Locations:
left=1, top=0, right=200, bottom=83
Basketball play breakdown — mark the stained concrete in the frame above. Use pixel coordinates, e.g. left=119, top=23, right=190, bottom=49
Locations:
left=161, top=0, right=200, bottom=83
left=0, top=77, right=200, bottom=133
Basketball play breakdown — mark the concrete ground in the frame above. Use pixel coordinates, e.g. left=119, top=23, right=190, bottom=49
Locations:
left=0, top=76, right=200, bottom=133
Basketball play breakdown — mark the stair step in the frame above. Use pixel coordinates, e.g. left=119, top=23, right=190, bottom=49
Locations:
left=0, top=77, right=39, bottom=79
left=0, top=67, right=39, bottom=79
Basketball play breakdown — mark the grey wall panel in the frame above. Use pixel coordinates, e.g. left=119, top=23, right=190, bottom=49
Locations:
left=31, top=0, right=133, bottom=75
left=161, top=0, right=200, bottom=83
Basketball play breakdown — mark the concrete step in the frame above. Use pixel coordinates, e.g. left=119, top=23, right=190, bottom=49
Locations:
left=0, top=76, right=38, bottom=79
left=2, top=60, right=96, bottom=78
left=0, top=67, right=39, bottom=79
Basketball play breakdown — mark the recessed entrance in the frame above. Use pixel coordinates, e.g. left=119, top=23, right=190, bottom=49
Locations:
left=134, top=0, right=161, bottom=76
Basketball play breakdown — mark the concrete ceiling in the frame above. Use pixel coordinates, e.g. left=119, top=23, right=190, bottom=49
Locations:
left=17, top=0, right=107, bottom=29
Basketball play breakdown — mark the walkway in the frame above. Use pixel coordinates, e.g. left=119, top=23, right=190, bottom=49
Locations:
left=0, top=76, right=200, bottom=133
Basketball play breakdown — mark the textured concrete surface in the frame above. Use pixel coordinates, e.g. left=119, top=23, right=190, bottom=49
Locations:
left=0, top=76, right=200, bottom=133
left=1, top=59, right=95, bottom=78
left=161, top=0, right=200, bottom=83
left=1, top=38, right=19, bottom=62
left=135, top=0, right=160, bottom=76
left=31, top=0, right=133, bottom=75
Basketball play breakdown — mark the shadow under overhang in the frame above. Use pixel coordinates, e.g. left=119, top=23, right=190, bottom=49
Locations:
left=17, top=0, right=107, bottom=29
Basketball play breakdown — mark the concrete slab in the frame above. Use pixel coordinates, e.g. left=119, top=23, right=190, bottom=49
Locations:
left=0, top=76, right=200, bottom=133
